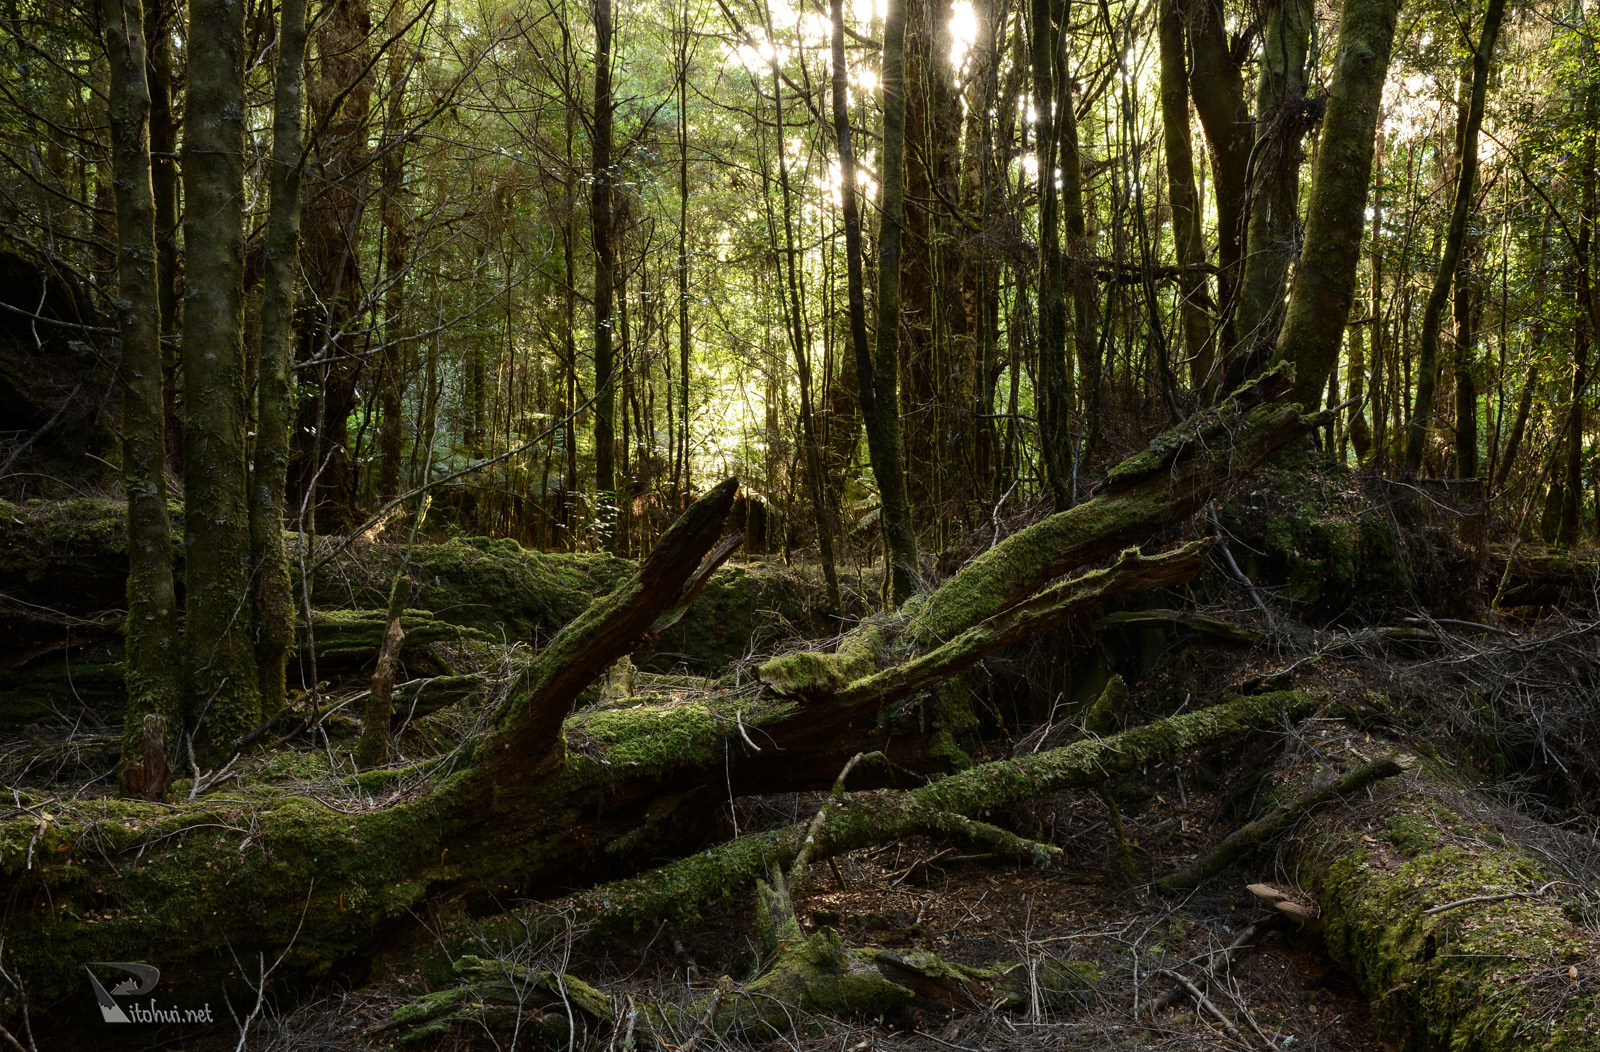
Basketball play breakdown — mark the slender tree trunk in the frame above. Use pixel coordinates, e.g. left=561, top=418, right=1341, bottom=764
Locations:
left=1453, top=243, right=1483, bottom=479
left=143, top=0, right=179, bottom=459
left=103, top=0, right=181, bottom=789
left=1057, top=44, right=1099, bottom=472
left=291, top=0, right=373, bottom=532
left=1275, top=0, right=1401, bottom=411
left=761, top=31, right=840, bottom=613
left=1404, top=0, right=1506, bottom=473
left=1560, top=120, right=1596, bottom=544
left=1186, top=0, right=1251, bottom=361
left=1233, top=0, right=1311, bottom=371
left=1496, top=204, right=1553, bottom=492
left=1030, top=0, right=1072, bottom=510
left=1159, top=0, right=1213, bottom=392
left=376, top=40, right=413, bottom=501
left=250, top=0, right=310, bottom=724
left=592, top=0, right=617, bottom=549
left=676, top=3, right=693, bottom=509
left=871, top=0, right=920, bottom=605
left=183, top=0, right=260, bottom=755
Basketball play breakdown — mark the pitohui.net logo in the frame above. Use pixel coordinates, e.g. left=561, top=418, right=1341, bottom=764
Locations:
left=85, top=962, right=214, bottom=1025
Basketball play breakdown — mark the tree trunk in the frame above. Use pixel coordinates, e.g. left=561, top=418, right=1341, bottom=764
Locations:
left=1159, top=0, right=1214, bottom=392
left=1404, top=0, right=1506, bottom=474
left=375, top=40, right=414, bottom=502
left=102, top=0, right=181, bottom=787
left=291, top=0, right=373, bottom=533
left=871, top=0, right=920, bottom=604
left=1232, top=0, right=1311, bottom=373
left=1274, top=0, right=1401, bottom=411
left=182, top=0, right=260, bottom=756
left=1286, top=730, right=1600, bottom=1052
left=592, top=0, right=618, bottom=546
left=1030, top=0, right=1073, bottom=510
left=252, top=0, right=311, bottom=726
left=762, top=36, right=841, bottom=613
left=1185, top=0, right=1251, bottom=363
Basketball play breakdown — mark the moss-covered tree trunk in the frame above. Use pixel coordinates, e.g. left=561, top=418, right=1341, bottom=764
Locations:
left=1285, top=730, right=1600, bottom=1050
left=102, top=0, right=181, bottom=789
left=870, top=0, right=920, bottom=604
left=252, top=0, right=310, bottom=724
left=182, top=0, right=261, bottom=756
left=1273, top=0, right=1400, bottom=411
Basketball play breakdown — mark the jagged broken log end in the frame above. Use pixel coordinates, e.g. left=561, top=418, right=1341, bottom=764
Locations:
left=477, top=479, right=740, bottom=766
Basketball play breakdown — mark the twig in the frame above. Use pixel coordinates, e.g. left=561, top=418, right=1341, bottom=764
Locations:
left=675, top=976, right=732, bottom=1052
left=1159, top=968, right=1253, bottom=1047
left=1151, top=918, right=1273, bottom=1012
left=1422, top=880, right=1563, bottom=916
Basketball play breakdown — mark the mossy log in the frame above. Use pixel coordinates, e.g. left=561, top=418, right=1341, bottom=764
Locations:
left=548, top=690, right=1328, bottom=936
left=1283, top=728, right=1600, bottom=1051
left=1491, top=545, right=1600, bottom=607
left=0, top=385, right=1325, bottom=1022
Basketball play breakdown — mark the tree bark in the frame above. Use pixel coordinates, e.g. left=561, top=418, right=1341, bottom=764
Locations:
left=291, top=0, right=374, bottom=532
left=1159, top=0, right=1214, bottom=392
left=871, top=0, right=920, bottom=604
left=1233, top=0, right=1311, bottom=370
left=1030, top=0, right=1073, bottom=510
left=1185, top=0, right=1252, bottom=362
left=182, top=0, right=260, bottom=755
left=1273, top=0, right=1400, bottom=411
left=102, top=0, right=181, bottom=787
left=252, top=0, right=311, bottom=725
left=592, top=0, right=618, bottom=545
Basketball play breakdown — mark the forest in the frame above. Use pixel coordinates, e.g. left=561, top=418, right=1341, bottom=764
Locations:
left=2, top=0, right=1600, bottom=1046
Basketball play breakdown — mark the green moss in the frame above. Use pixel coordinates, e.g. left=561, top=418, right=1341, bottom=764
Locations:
left=389, top=955, right=611, bottom=1047
left=1310, top=794, right=1600, bottom=1050
left=717, top=929, right=915, bottom=1034
left=758, top=625, right=887, bottom=697
left=1083, top=674, right=1129, bottom=736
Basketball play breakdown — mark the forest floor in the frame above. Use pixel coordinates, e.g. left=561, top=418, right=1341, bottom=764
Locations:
left=254, top=809, right=1382, bottom=1052
left=8, top=458, right=1600, bottom=1051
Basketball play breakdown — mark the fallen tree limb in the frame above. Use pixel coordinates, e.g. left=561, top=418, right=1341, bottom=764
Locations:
left=544, top=690, right=1328, bottom=936
left=1158, top=753, right=1411, bottom=893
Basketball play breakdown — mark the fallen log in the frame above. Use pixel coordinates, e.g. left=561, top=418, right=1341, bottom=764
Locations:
left=0, top=378, right=1324, bottom=1021
left=1282, top=725, right=1600, bottom=1050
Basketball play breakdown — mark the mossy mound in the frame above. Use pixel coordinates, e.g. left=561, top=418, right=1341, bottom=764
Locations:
left=1223, top=468, right=1410, bottom=619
